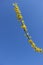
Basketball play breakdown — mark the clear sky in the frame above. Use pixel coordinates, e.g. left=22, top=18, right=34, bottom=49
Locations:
left=0, top=0, right=43, bottom=65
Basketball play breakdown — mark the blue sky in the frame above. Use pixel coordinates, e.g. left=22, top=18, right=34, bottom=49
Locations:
left=0, top=0, right=43, bottom=65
